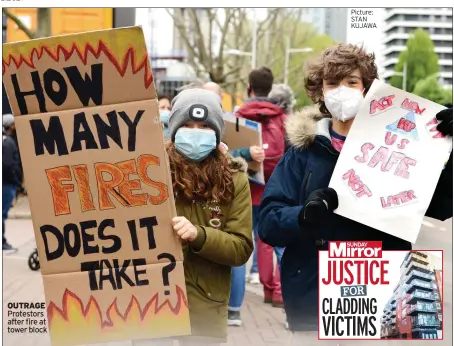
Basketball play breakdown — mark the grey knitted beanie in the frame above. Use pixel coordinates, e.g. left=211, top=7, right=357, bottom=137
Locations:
left=168, top=88, right=225, bottom=144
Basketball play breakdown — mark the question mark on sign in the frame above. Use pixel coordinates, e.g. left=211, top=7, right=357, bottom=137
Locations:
left=158, top=253, right=176, bottom=295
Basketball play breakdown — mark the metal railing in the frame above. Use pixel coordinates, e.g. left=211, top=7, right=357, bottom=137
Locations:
left=408, top=290, right=437, bottom=301
left=411, top=317, right=440, bottom=327
left=406, top=279, right=434, bottom=291
left=407, top=304, right=437, bottom=313
left=405, top=268, right=433, bottom=281
left=406, top=260, right=431, bottom=272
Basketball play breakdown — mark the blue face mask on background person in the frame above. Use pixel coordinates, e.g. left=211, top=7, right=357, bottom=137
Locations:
left=175, top=127, right=217, bottom=162
left=160, top=110, right=171, bottom=126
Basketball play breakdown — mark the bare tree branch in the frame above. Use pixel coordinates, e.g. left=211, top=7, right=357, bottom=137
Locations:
left=35, top=8, right=51, bottom=37
left=2, top=8, right=35, bottom=39
left=220, top=65, right=243, bottom=80
left=188, top=9, right=209, bottom=68
left=206, top=8, right=215, bottom=70
left=222, top=73, right=249, bottom=89
left=216, top=8, right=235, bottom=64
left=166, top=9, right=200, bottom=71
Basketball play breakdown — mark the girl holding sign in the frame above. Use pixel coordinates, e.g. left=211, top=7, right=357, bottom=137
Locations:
left=136, top=88, right=253, bottom=346
left=256, top=43, right=453, bottom=343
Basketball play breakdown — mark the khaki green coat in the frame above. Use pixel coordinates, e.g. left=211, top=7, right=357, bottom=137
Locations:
left=176, top=156, right=253, bottom=343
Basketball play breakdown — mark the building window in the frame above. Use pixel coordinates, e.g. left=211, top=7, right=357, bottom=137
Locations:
left=404, top=15, right=419, bottom=21
left=388, top=39, right=407, bottom=46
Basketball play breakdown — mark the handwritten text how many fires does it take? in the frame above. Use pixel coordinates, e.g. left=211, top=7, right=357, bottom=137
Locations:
left=10, top=62, right=176, bottom=294
left=342, top=97, right=428, bottom=210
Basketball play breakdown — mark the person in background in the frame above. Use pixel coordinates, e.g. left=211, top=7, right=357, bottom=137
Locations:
left=2, top=83, right=12, bottom=115
left=203, top=82, right=223, bottom=98
left=158, top=94, right=172, bottom=140
left=2, top=122, right=21, bottom=252
left=269, top=84, right=296, bottom=152
left=257, top=43, right=453, bottom=343
left=3, top=113, right=24, bottom=198
left=227, top=67, right=287, bottom=327
left=135, top=89, right=253, bottom=346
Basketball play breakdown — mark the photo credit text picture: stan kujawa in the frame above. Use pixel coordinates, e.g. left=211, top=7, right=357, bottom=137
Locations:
left=2, top=27, right=191, bottom=346
left=329, top=79, right=452, bottom=243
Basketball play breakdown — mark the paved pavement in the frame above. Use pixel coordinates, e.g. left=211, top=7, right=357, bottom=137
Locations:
left=7, top=196, right=31, bottom=220
left=2, top=198, right=453, bottom=345
left=2, top=198, right=291, bottom=346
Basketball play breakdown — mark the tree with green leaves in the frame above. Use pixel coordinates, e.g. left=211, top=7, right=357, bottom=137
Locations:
left=390, top=28, right=439, bottom=93
left=222, top=11, right=335, bottom=109
left=413, top=73, right=453, bottom=105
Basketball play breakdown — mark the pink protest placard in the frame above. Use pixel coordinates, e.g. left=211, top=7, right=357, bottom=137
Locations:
left=329, top=79, right=452, bottom=243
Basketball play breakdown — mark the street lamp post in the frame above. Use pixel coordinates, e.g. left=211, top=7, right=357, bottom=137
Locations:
left=393, top=62, right=407, bottom=91
left=251, top=19, right=257, bottom=69
left=225, top=19, right=257, bottom=68
left=284, top=37, right=313, bottom=85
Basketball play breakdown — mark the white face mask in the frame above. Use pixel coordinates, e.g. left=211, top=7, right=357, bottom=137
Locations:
left=323, top=85, right=364, bottom=122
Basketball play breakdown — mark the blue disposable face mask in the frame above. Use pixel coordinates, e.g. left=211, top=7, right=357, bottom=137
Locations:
left=174, top=127, right=217, bottom=162
left=160, top=110, right=171, bottom=126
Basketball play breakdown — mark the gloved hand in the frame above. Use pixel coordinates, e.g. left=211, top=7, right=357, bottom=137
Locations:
left=436, top=106, right=453, bottom=137
left=299, top=188, right=339, bottom=226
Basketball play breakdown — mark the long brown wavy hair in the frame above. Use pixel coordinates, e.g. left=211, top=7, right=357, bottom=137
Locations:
left=167, top=143, right=235, bottom=204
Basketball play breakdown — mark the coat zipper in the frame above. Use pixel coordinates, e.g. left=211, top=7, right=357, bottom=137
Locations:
left=303, top=171, right=312, bottom=196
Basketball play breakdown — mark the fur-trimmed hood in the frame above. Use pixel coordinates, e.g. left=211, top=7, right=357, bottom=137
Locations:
left=228, top=156, right=248, bottom=173
left=285, top=105, right=332, bottom=149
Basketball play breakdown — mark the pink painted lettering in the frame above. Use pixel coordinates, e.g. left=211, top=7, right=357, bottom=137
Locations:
left=385, top=132, right=397, bottom=145
left=355, top=143, right=375, bottom=163
left=401, top=98, right=426, bottom=114
left=383, top=152, right=406, bottom=172
left=397, top=139, right=409, bottom=150
left=370, top=95, right=395, bottom=115
left=395, top=157, right=417, bottom=179
left=356, top=185, right=373, bottom=198
left=368, top=146, right=389, bottom=169
left=397, top=118, right=416, bottom=132
left=381, top=190, right=417, bottom=209
left=426, top=117, right=446, bottom=139
left=342, top=169, right=373, bottom=198
left=358, top=144, right=417, bottom=178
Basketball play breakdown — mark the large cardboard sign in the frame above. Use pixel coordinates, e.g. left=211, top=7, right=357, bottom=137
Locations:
left=2, top=27, right=190, bottom=345
left=329, top=79, right=452, bottom=243
left=223, top=112, right=265, bottom=184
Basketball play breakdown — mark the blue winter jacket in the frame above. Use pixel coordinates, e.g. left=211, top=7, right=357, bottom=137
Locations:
left=258, top=105, right=453, bottom=332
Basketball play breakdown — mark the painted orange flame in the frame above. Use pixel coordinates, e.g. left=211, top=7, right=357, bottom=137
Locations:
left=2, top=41, right=153, bottom=88
left=47, top=286, right=190, bottom=346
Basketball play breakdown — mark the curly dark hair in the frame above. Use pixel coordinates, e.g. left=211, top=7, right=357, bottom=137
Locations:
left=167, top=144, right=235, bottom=204
left=305, top=44, right=378, bottom=114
